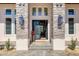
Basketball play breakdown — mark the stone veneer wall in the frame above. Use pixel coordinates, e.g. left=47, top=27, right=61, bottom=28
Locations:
left=53, top=3, right=65, bottom=50
left=16, top=3, right=28, bottom=39
left=0, top=4, right=16, bottom=47
left=0, top=4, right=16, bottom=41
left=16, top=3, right=29, bottom=50
left=50, top=4, right=53, bottom=44
left=53, top=4, right=65, bottom=39
left=53, top=3, right=65, bottom=39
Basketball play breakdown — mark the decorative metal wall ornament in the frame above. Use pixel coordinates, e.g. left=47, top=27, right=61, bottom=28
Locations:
left=58, top=15, right=63, bottom=29
left=18, top=3, right=25, bottom=6
left=19, top=15, right=24, bottom=29
left=56, top=3, right=62, bottom=7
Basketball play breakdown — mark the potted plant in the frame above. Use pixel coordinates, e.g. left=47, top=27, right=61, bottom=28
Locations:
left=68, top=38, right=77, bottom=50
left=5, top=39, right=11, bottom=50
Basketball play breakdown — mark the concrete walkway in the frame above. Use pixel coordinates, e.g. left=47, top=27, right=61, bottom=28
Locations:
left=0, top=49, right=66, bottom=56
left=1, top=49, right=79, bottom=56
left=16, top=50, right=66, bottom=56
left=0, top=40, right=79, bottom=56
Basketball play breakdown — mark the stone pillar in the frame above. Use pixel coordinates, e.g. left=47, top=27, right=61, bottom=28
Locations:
left=53, top=3, right=65, bottom=50
left=16, top=3, right=29, bottom=50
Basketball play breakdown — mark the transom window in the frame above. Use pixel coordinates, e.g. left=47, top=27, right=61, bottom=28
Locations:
left=68, top=9, right=74, bottom=15
left=6, top=9, right=11, bottom=15
left=32, top=7, right=48, bottom=16
left=32, top=8, right=36, bottom=16
left=44, top=8, right=48, bottom=16
left=6, top=18, right=11, bottom=34
left=68, top=18, right=74, bottom=34
left=38, top=8, right=42, bottom=16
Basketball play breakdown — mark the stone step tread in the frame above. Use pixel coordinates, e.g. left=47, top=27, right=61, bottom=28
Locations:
left=29, top=40, right=52, bottom=50
left=29, top=45, right=52, bottom=49
left=30, top=46, right=51, bottom=47
left=29, top=47, right=52, bottom=50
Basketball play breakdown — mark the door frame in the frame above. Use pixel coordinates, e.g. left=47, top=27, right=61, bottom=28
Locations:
left=30, top=19, right=50, bottom=41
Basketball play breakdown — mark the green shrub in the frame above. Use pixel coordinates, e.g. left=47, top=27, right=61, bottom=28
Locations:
left=68, top=38, right=77, bottom=50
left=5, top=39, right=11, bottom=50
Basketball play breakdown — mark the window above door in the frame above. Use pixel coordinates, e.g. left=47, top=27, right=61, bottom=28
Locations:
left=38, top=8, right=42, bottom=16
left=44, top=8, right=48, bottom=16
left=32, top=7, right=36, bottom=16
left=32, top=7, right=48, bottom=16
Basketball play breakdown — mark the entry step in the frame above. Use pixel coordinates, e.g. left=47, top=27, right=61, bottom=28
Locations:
left=29, top=41, right=52, bottom=50
left=35, top=38, right=48, bottom=41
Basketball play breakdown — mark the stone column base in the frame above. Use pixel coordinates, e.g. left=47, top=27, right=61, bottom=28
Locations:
left=53, top=39, right=65, bottom=50
left=16, top=39, right=28, bottom=50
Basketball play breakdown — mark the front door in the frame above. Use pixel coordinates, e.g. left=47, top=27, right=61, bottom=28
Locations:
left=32, top=20, right=48, bottom=40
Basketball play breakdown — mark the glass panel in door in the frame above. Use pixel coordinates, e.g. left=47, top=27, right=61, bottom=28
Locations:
left=33, top=20, right=41, bottom=40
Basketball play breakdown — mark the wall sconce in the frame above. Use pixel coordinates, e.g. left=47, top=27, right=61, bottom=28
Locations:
left=19, top=15, right=24, bottom=29
left=58, top=15, right=63, bottom=29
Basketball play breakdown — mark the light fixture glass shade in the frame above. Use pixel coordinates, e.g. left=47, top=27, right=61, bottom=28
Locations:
left=58, top=15, right=63, bottom=29
left=19, top=15, right=24, bottom=26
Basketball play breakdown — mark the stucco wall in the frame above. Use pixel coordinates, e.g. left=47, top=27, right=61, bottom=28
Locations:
left=0, top=4, right=16, bottom=43
left=0, top=4, right=16, bottom=9
left=65, top=4, right=79, bottom=42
